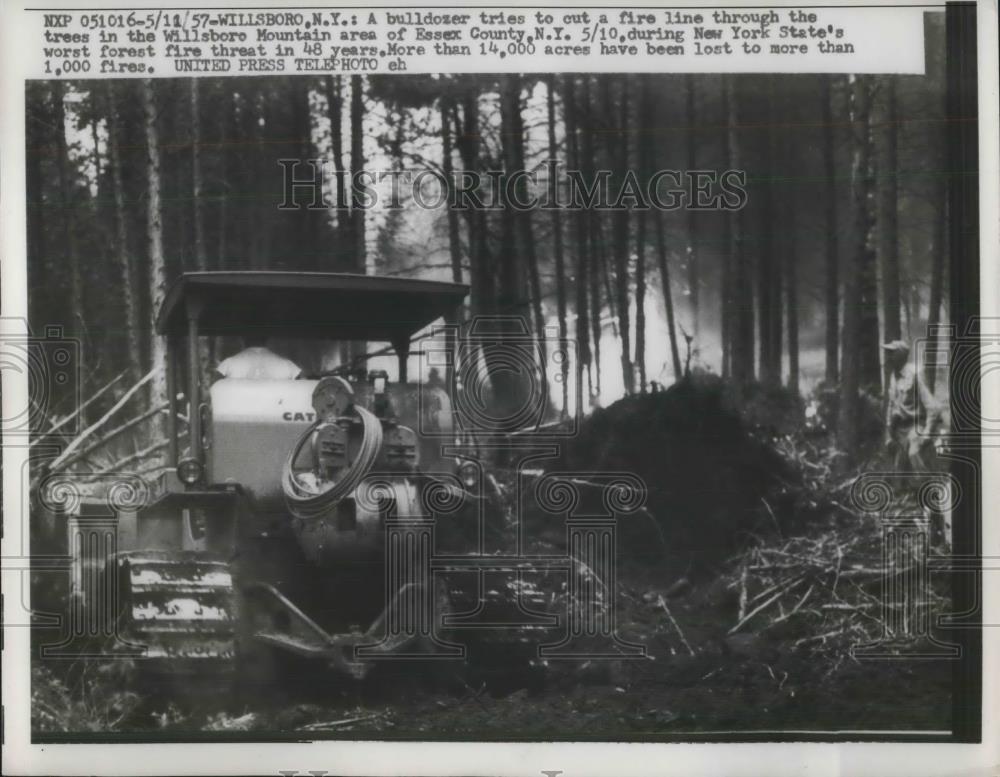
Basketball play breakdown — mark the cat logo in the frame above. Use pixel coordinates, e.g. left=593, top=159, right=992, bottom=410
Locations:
left=282, top=411, right=316, bottom=422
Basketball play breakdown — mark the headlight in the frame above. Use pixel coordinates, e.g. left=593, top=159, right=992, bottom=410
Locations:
left=177, top=457, right=204, bottom=486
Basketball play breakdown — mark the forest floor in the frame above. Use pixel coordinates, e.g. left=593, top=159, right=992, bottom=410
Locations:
left=31, top=373, right=955, bottom=740
left=31, top=578, right=953, bottom=739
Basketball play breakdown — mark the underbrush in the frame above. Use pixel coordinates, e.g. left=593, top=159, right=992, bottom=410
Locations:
left=32, top=661, right=140, bottom=733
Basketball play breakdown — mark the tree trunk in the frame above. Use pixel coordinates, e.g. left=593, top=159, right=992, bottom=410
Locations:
left=189, top=79, right=212, bottom=371
left=454, top=94, right=493, bottom=319
left=613, top=77, right=633, bottom=394
left=190, top=80, right=207, bottom=273
left=839, top=75, right=878, bottom=452
left=245, top=84, right=265, bottom=271
left=635, top=201, right=648, bottom=393
left=853, top=78, right=882, bottom=395
left=26, top=85, right=49, bottom=305
left=727, top=76, right=754, bottom=387
left=720, top=179, right=732, bottom=380
left=719, top=79, right=732, bottom=379
left=325, top=75, right=349, bottom=265
left=589, top=224, right=603, bottom=396
left=90, top=110, right=102, bottom=197
left=497, top=78, right=525, bottom=320
left=650, top=90, right=684, bottom=389
left=53, top=83, right=85, bottom=344
left=600, top=249, right=618, bottom=338
left=350, top=75, right=366, bottom=273
left=106, top=82, right=143, bottom=386
left=612, top=83, right=634, bottom=392
left=757, top=86, right=772, bottom=383
left=580, top=77, right=603, bottom=397
left=685, top=74, right=699, bottom=339
left=655, top=211, right=683, bottom=383
left=635, top=75, right=657, bottom=392
left=440, top=95, right=464, bottom=285
left=880, top=77, right=902, bottom=391
left=142, top=79, right=168, bottom=425
left=492, top=77, right=534, bottom=422
left=291, top=79, right=320, bottom=271
left=758, top=78, right=781, bottom=388
left=720, top=227, right=731, bottom=379
left=503, top=75, right=546, bottom=349
left=563, top=75, right=591, bottom=415
left=547, top=76, right=570, bottom=414
left=926, top=182, right=947, bottom=391
left=822, top=76, right=840, bottom=384
left=217, top=88, right=235, bottom=270
left=451, top=90, right=498, bottom=410
left=858, top=183, right=882, bottom=390
left=597, top=76, right=630, bottom=391
left=785, top=208, right=799, bottom=393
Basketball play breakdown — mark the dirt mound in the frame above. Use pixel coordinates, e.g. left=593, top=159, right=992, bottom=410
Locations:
left=554, top=374, right=797, bottom=579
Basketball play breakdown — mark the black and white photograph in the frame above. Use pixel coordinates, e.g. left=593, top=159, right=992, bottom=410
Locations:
left=1, top=0, right=995, bottom=768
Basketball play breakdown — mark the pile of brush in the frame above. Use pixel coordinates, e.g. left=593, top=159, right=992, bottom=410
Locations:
left=724, top=497, right=950, bottom=673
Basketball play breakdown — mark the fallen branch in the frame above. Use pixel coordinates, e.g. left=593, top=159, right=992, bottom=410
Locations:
left=728, top=575, right=805, bottom=635
left=761, top=498, right=783, bottom=538
left=772, top=583, right=814, bottom=625
left=749, top=574, right=803, bottom=606
left=133, top=462, right=174, bottom=478
left=793, top=628, right=847, bottom=648
left=49, top=367, right=160, bottom=471
left=31, top=369, right=128, bottom=446
left=298, top=714, right=381, bottom=731
left=52, top=402, right=168, bottom=471
left=738, top=565, right=748, bottom=621
left=657, top=595, right=695, bottom=657
left=92, top=439, right=169, bottom=476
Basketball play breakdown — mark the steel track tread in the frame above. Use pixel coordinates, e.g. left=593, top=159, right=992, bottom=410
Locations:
left=115, top=552, right=237, bottom=685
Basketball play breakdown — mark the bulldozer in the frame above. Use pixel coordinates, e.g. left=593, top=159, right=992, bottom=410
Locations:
left=49, top=271, right=629, bottom=700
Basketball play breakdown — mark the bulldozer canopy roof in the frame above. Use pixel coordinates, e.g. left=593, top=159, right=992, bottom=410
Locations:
left=157, top=272, right=469, bottom=341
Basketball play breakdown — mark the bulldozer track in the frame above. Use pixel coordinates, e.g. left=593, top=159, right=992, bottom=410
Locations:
left=114, top=551, right=237, bottom=684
